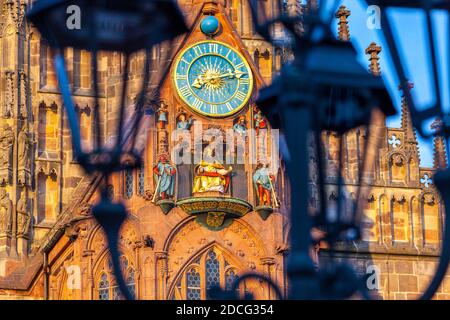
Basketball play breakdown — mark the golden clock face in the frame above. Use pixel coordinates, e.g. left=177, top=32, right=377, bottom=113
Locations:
left=173, top=41, right=254, bottom=118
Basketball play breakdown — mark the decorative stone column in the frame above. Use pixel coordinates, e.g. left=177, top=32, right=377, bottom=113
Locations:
left=260, top=256, right=276, bottom=299
left=155, top=251, right=168, bottom=300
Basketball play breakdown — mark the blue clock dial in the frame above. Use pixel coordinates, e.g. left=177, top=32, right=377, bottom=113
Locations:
left=174, top=41, right=254, bottom=117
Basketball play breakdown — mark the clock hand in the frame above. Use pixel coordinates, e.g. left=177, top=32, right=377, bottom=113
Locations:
left=191, top=69, right=248, bottom=89
left=211, top=69, right=247, bottom=80
left=192, top=75, right=205, bottom=89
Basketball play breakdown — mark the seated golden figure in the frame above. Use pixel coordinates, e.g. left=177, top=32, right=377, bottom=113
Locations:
left=193, top=160, right=233, bottom=194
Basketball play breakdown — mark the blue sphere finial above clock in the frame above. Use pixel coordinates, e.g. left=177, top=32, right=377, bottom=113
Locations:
left=200, top=16, right=220, bottom=36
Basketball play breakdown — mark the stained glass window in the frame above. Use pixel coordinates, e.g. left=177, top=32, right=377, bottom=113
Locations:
left=225, top=269, right=239, bottom=292
left=112, top=286, right=123, bottom=300
left=172, top=248, right=246, bottom=300
left=186, top=267, right=201, bottom=300
left=125, top=169, right=133, bottom=199
left=98, top=255, right=135, bottom=300
left=137, top=165, right=145, bottom=196
left=205, top=250, right=220, bottom=290
left=98, top=273, right=110, bottom=300
left=127, top=268, right=136, bottom=299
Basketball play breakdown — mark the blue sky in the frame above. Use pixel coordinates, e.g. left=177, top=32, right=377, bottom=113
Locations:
left=321, top=0, right=449, bottom=167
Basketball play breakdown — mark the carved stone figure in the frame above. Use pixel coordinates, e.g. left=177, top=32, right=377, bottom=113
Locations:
left=157, top=101, right=168, bottom=130
left=253, top=163, right=277, bottom=207
left=18, top=125, right=32, bottom=168
left=16, top=189, right=31, bottom=237
left=176, top=113, right=194, bottom=130
left=152, top=153, right=177, bottom=200
left=0, top=123, right=14, bottom=168
left=193, top=157, right=232, bottom=194
left=0, top=187, right=12, bottom=235
left=253, top=107, right=267, bottom=135
left=233, top=115, right=247, bottom=135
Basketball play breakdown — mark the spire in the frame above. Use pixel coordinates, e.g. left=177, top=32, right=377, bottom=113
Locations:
left=399, top=81, right=417, bottom=145
left=431, top=118, right=448, bottom=169
left=335, top=5, right=351, bottom=41
left=365, top=42, right=382, bottom=77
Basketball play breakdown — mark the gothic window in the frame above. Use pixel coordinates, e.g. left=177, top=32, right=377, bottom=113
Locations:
left=73, top=49, right=81, bottom=90
left=392, top=198, right=409, bottom=242
left=98, top=273, right=110, bottom=300
left=205, top=251, right=220, bottom=292
left=96, top=254, right=136, bottom=300
left=390, top=154, right=406, bottom=183
left=39, top=38, right=56, bottom=88
left=186, top=267, right=201, bottom=300
left=39, top=39, right=48, bottom=88
left=125, top=169, right=133, bottom=199
left=126, top=268, right=136, bottom=299
left=225, top=268, right=239, bottom=292
left=72, top=49, right=93, bottom=92
left=422, top=194, right=440, bottom=245
left=171, top=248, right=244, bottom=300
left=137, top=165, right=145, bottom=196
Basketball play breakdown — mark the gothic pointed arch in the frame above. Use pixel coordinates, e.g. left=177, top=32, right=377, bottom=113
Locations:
left=92, top=245, right=137, bottom=300
left=163, top=217, right=269, bottom=299
left=168, top=243, right=245, bottom=300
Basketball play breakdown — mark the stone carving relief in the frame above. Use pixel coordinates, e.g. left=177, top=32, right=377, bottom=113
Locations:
left=0, top=187, right=12, bottom=235
left=0, top=122, right=14, bottom=184
left=16, top=189, right=31, bottom=238
left=165, top=219, right=268, bottom=288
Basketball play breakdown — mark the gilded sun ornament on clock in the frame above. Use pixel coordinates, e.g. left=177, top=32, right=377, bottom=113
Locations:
left=173, top=40, right=254, bottom=118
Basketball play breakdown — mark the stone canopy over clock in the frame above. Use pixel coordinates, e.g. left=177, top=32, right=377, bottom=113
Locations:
left=173, top=40, right=254, bottom=118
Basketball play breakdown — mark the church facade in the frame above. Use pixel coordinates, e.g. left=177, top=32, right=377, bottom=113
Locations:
left=0, top=0, right=449, bottom=300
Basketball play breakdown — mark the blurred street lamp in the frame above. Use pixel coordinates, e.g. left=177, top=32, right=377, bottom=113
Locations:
left=27, top=0, right=187, bottom=300
left=232, top=0, right=399, bottom=299
left=366, top=0, right=450, bottom=300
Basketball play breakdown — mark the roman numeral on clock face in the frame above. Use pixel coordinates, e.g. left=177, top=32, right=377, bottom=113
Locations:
left=235, top=62, right=245, bottom=70
left=225, top=102, right=233, bottom=112
left=240, top=78, right=250, bottom=85
left=193, top=46, right=203, bottom=56
left=192, top=97, right=204, bottom=109
left=209, top=43, right=219, bottom=54
left=180, top=86, right=192, bottom=98
left=235, top=90, right=247, bottom=101
left=176, top=74, right=187, bottom=80
left=210, top=105, right=218, bottom=114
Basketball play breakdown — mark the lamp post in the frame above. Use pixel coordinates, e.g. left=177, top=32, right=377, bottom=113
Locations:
left=27, top=0, right=187, bottom=300
left=223, top=0, right=399, bottom=300
left=235, top=0, right=450, bottom=300
left=365, top=0, right=450, bottom=301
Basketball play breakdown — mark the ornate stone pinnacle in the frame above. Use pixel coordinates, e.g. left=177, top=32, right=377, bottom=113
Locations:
left=432, top=118, right=448, bottom=169
left=398, top=81, right=417, bottom=144
left=398, top=81, right=415, bottom=96
left=336, top=5, right=351, bottom=41
left=365, top=42, right=382, bottom=77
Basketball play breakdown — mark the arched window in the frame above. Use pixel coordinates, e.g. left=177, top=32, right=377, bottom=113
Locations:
left=171, top=248, right=244, bottom=300
left=125, top=169, right=133, bottom=199
left=205, top=251, right=220, bottom=292
left=186, top=267, right=201, bottom=300
left=225, top=269, right=239, bottom=292
left=96, top=254, right=136, bottom=300
left=98, top=273, right=110, bottom=300
left=137, top=165, right=145, bottom=196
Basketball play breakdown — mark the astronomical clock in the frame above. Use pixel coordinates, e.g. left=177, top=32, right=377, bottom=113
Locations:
left=151, top=5, right=280, bottom=231
left=173, top=40, right=253, bottom=118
